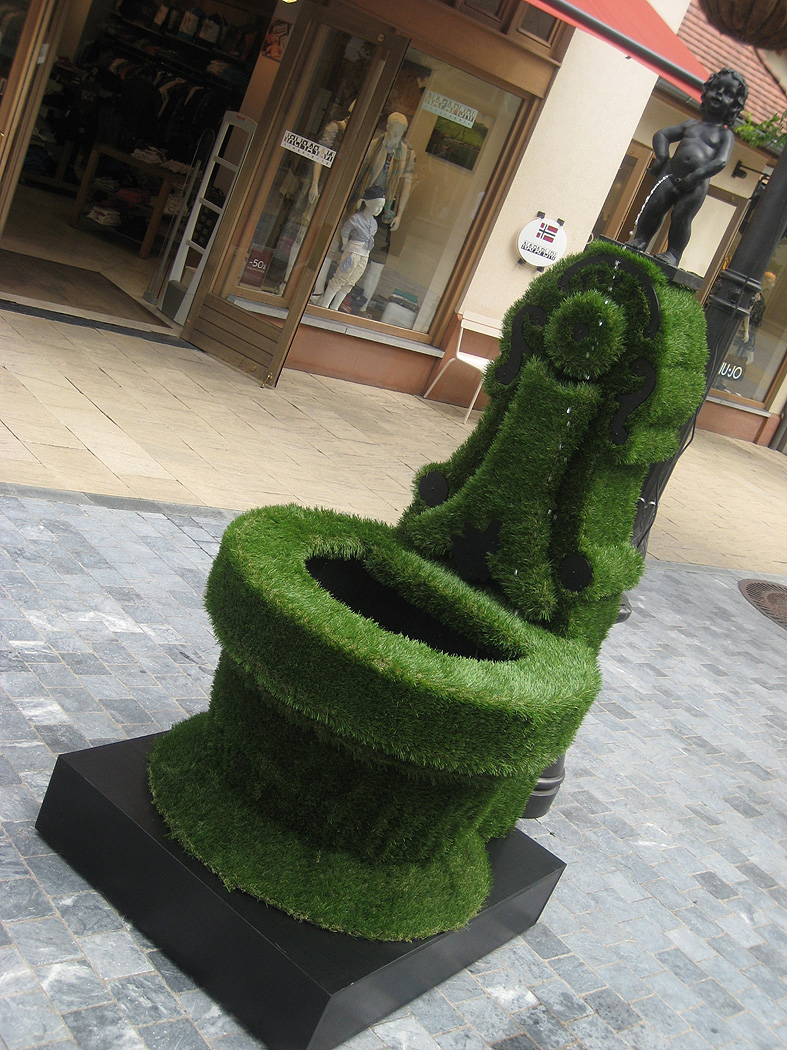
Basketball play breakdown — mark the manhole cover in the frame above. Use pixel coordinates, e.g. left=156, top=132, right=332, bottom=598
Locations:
left=738, top=580, right=787, bottom=631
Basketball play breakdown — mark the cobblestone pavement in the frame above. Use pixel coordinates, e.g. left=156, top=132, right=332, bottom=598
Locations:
left=0, top=486, right=785, bottom=1050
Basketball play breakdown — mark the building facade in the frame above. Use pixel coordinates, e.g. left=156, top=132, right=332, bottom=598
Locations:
left=0, top=0, right=784, bottom=447
left=182, top=0, right=708, bottom=402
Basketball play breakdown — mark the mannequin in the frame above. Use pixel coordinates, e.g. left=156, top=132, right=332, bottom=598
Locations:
left=308, top=100, right=354, bottom=205
left=355, top=112, right=415, bottom=310
left=319, top=187, right=386, bottom=310
left=279, top=103, right=355, bottom=290
left=312, top=112, right=415, bottom=303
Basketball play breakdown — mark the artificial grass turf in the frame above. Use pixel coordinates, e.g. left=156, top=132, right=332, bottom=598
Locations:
left=149, top=507, right=601, bottom=936
left=148, top=242, right=709, bottom=941
left=149, top=711, right=493, bottom=940
left=398, top=241, right=707, bottom=647
left=198, top=505, right=601, bottom=776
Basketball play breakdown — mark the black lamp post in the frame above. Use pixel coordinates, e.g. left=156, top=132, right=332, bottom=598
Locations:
left=534, top=14, right=787, bottom=816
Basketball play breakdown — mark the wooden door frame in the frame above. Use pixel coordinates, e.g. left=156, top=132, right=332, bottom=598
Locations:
left=0, top=0, right=70, bottom=236
left=184, top=2, right=410, bottom=383
left=697, top=186, right=750, bottom=304
left=184, top=0, right=569, bottom=384
left=262, top=30, right=411, bottom=383
left=184, top=1, right=330, bottom=349
left=596, top=141, right=652, bottom=242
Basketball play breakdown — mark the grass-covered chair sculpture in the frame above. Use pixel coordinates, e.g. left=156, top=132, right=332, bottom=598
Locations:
left=148, top=241, right=707, bottom=941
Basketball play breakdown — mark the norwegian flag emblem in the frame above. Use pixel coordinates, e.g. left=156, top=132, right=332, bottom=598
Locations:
left=536, top=222, right=559, bottom=243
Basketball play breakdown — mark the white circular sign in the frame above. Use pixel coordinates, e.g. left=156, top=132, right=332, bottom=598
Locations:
left=517, top=218, right=568, bottom=267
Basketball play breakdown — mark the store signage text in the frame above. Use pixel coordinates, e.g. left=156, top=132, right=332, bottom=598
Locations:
left=281, top=131, right=336, bottom=167
left=242, top=248, right=273, bottom=288
left=422, top=90, right=478, bottom=128
left=517, top=217, right=568, bottom=267
left=717, top=361, right=745, bottom=381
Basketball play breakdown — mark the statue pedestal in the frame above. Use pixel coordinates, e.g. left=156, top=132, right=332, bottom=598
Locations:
left=36, top=734, right=565, bottom=1050
left=598, top=238, right=704, bottom=291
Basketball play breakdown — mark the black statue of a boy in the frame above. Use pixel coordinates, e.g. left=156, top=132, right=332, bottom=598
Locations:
left=629, top=68, right=747, bottom=268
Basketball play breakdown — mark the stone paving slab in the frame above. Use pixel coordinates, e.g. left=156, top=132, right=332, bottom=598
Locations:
left=0, top=306, right=785, bottom=576
left=0, top=486, right=785, bottom=1050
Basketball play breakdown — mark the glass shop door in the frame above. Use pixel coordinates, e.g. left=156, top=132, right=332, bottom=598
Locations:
left=0, top=0, right=68, bottom=232
left=190, top=1, right=408, bottom=383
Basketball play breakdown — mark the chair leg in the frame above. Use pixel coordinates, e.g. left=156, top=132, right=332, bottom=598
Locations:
left=424, top=357, right=455, bottom=399
left=463, top=374, right=486, bottom=423
left=425, top=325, right=466, bottom=401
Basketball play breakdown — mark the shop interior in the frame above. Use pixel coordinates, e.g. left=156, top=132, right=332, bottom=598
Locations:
left=0, top=0, right=278, bottom=325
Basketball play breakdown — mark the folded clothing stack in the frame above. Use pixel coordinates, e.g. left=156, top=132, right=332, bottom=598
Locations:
left=164, top=191, right=184, bottom=216
left=86, top=205, right=122, bottom=226
left=162, top=159, right=191, bottom=175
left=93, top=177, right=120, bottom=193
left=131, top=145, right=167, bottom=166
left=116, top=186, right=150, bottom=205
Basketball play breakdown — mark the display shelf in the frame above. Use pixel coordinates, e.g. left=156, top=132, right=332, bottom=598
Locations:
left=70, top=144, right=188, bottom=258
left=21, top=67, right=84, bottom=194
left=104, top=31, right=249, bottom=95
left=113, top=13, right=260, bottom=68
left=103, top=10, right=259, bottom=94
left=20, top=140, right=80, bottom=195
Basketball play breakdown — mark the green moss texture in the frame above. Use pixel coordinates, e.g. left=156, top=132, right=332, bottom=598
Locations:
left=399, top=241, right=708, bottom=647
left=149, top=242, right=708, bottom=940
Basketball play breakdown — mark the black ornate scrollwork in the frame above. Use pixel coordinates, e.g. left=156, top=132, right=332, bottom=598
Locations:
left=557, top=252, right=661, bottom=338
left=419, top=471, right=451, bottom=507
left=496, top=304, right=545, bottom=385
left=559, top=554, right=593, bottom=592
left=609, top=358, right=657, bottom=446
left=450, top=520, right=502, bottom=582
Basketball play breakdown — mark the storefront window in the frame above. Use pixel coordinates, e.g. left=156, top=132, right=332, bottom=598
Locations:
left=713, top=237, right=787, bottom=404
left=0, top=0, right=30, bottom=100
left=593, top=154, right=639, bottom=240
left=311, top=45, right=522, bottom=333
left=235, top=30, right=377, bottom=296
left=519, top=6, right=558, bottom=40
left=462, top=0, right=509, bottom=16
left=590, top=143, right=655, bottom=244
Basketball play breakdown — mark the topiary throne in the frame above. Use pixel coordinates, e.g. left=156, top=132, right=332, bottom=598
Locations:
left=148, top=242, right=707, bottom=941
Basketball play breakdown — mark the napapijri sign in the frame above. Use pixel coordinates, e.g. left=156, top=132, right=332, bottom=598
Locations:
left=281, top=130, right=336, bottom=167
left=517, top=217, right=567, bottom=267
left=422, top=90, right=478, bottom=128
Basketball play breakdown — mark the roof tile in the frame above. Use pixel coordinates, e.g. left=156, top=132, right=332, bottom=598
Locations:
left=678, top=0, right=787, bottom=122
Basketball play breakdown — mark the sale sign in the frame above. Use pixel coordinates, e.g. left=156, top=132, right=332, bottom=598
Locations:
left=242, top=248, right=274, bottom=288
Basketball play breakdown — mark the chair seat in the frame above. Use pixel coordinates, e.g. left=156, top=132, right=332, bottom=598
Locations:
left=456, top=350, right=492, bottom=371
left=424, top=317, right=500, bottom=422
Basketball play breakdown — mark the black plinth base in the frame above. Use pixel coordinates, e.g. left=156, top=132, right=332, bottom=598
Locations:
left=36, top=735, right=564, bottom=1050
left=598, top=238, right=704, bottom=291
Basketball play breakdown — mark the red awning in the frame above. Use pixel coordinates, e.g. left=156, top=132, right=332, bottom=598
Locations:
left=526, top=0, right=709, bottom=101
